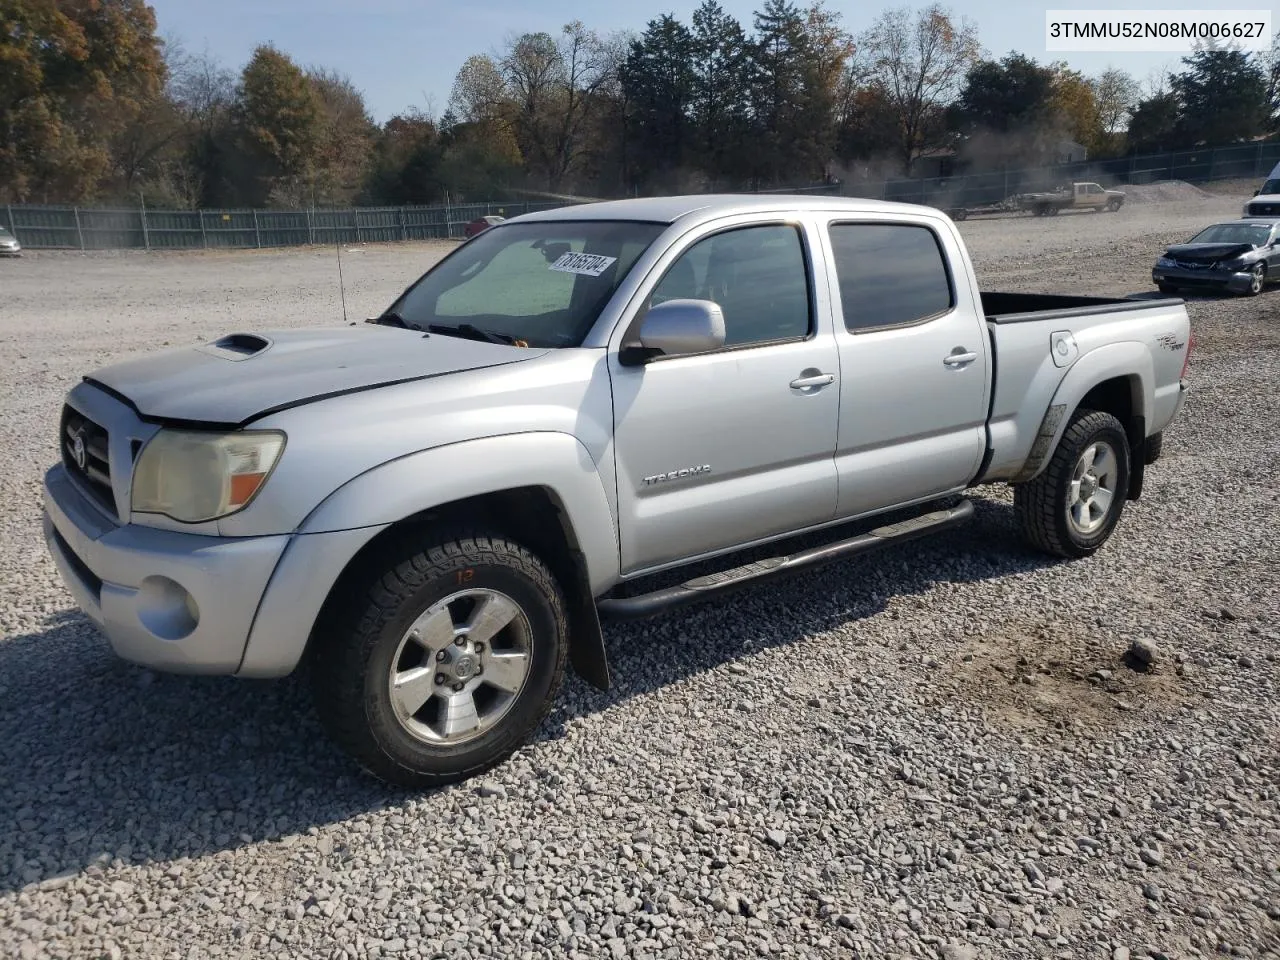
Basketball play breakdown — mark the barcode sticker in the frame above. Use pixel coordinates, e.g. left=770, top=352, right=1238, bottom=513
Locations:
left=549, top=252, right=617, bottom=277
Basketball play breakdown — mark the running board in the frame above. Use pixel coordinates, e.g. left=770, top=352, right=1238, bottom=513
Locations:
left=596, top=499, right=975, bottom=622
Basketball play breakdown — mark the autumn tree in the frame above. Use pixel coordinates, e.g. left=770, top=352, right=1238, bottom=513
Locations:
left=1089, top=67, right=1140, bottom=155
left=855, top=3, right=981, bottom=174
left=1049, top=64, right=1101, bottom=153
left=234, top=44, right=325, bottom=205
left=0, top=0, right=167, bottom=203
left=307, top=68, right=378, bottom=205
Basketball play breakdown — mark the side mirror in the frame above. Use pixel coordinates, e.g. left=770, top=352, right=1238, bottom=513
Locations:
left=620, top=298, right=726, bottom=364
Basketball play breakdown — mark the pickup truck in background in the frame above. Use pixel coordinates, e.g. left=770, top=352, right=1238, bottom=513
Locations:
left=1016, top=181, right=1126, bottom=216
left=42, top=195, right=1192, bottom=788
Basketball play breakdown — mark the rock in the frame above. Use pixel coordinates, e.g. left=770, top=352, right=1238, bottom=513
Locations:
left=1142, top=883, right=1162, bottom=901
left=1113, top=949, right=1131, bottom=960
left=764, top=829, right=788, bottom=850
left=1138, top=847, right=1163, bottom=867
left=941, top=944, right=977, bottom=960
left=477, top=780, right=507, bottom=799
left=1127, top=639, right=1159, bottom=666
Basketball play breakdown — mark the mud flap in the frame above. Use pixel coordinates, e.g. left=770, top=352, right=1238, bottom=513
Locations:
left=566, top=549, right=611, bottom=691
left=1126, top=415, right=1146, bottom=501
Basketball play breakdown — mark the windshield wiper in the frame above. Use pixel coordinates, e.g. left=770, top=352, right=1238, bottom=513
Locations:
left=365, top=311, right=423, bottom=330
left=427, top=323, right=520, bottom=345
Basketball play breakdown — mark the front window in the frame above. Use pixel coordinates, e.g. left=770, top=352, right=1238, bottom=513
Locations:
left=1187, top=223, right=1270, bottom=246
left=1258, top=179, right=1280, bottom=194
left=385, top=220, right=665, bottom=347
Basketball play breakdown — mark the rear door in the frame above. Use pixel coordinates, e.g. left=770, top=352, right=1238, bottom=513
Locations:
left=818, top=215, right=991, bottom=518
left=607, top=217, right=841, bottom=575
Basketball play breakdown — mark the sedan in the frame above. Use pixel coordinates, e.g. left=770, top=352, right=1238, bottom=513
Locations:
left=0, top=225, right=20, bottom=257
left=1153, top=219, right=1280, bottom=297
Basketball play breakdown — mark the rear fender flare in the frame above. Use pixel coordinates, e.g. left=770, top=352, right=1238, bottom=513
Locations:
left=1012, top=342, right=1153, bottom=484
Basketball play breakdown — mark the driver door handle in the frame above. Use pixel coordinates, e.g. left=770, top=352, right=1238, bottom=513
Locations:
left=790, top=372, right=836, bottom=389
left=943, top=351, right=978, bottom=366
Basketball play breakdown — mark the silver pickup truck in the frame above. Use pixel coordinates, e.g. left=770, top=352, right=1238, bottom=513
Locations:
left=42, top=195, right=1193, bottom=787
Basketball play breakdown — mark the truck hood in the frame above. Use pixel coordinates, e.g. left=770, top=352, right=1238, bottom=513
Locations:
left=85, top=325, right=549, bottom=426
left=1164, top=242, right=1256, bottom=263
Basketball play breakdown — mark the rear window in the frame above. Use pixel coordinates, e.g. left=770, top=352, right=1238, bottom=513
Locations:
left=828, top=223, right=954, bottom=331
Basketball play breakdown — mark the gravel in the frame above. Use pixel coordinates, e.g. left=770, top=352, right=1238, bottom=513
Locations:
left=2, top=195, right=1278, bottom=959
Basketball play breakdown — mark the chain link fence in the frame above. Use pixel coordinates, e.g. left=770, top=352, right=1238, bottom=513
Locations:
left=3, top=141, right=1278, bottom=251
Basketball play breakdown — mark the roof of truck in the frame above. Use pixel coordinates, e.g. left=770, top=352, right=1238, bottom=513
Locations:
left=513, top=193, right=942, bottom=226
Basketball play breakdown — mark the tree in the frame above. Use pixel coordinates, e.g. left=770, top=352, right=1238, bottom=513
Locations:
left=951, top=53, right=1060, bottom=167
left=1049, top=64, right=1101, bottom=153
left=307, top=68, right=378, bottom=205
left=0, top=0, right=167, bottom=203
left=1170, top=48, right=1270, bottom=146
left=498, top=22, right=615, bottom=191
left=1089, top=67, right=1140, bottom=154
left=1126, top=92, right=1180, bottom=154
left=619, top=16, right=697, bottom=189
left=234, top=44, right=325, bottom=205
left=855, top=3, right=981, bottom=174
left=689, top=1, right=755, bottom=186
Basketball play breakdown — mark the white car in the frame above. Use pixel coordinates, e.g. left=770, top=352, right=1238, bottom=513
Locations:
left=1242, top=161, right=1280, bottom=218
left=0, top=225, right=20, bottom=257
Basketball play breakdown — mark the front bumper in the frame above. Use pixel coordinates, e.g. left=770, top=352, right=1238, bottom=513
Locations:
left=1152, top=265, right=1253, bottom=294
left=42, top=464, right=290, bottom=674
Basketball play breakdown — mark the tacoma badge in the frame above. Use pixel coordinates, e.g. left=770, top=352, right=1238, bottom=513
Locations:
left=642, top=465, right=712, bottom=486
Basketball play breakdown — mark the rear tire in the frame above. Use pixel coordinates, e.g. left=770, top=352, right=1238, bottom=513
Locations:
left=1014, top=409, right=1131, bottom=559
left=309, top=529, right=569, bottom=789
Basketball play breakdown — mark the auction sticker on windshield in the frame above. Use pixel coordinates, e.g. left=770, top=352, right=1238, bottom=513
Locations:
left=549, top=252, right=618, bottom=277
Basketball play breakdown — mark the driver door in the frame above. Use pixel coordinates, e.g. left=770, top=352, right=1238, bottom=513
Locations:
left=607, top=219, right=841, bottom=575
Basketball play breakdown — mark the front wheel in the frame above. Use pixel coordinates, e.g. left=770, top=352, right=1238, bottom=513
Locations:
left=1014, top=409, right=1131, bottom=559
left=1243, top=262, right=1266, bottom=296
left=309, top=530, right=569, bottom=788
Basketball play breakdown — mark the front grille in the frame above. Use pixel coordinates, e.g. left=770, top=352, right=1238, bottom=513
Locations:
left=1173, top=260, right=1212, bottom=270
left=60, top=404, right=117, bottom=518
left=1246, top=202, right=1280, bottom=216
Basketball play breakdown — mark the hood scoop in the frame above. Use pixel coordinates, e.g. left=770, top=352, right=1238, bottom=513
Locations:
left=198, top=332, right=273, bottom=361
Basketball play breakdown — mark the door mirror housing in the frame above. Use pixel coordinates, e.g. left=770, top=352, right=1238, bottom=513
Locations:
left=620, top=298, right=726, bottom=364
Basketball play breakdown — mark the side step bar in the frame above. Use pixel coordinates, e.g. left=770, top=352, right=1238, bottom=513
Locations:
left=596, top=498, right=975, bottom=622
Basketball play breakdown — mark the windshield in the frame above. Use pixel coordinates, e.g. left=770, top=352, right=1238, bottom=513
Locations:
left=0, top=227, right=11, bottom=238
left=384, top=220, right=666, bottom=347
left=1187, top=223, right=1271, bottom=246
left=1258, top=179, right=1280, bottom=194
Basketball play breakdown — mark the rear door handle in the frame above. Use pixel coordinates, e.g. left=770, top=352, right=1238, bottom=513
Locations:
left=943, top=351, right=978, bottom=366
left=790, top=373, right=836, bottom=389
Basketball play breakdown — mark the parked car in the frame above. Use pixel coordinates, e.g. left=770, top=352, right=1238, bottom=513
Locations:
left=1241, top=161, right=1280, bottom=217
left=464, top=215, right=505, bottom=238
left=0, top=225, right=21, bottom=256
left=1014, top=182, right=1125, bottom=216
left=41, top=194, right=1192, bottom=788
left=1152, top=219, right=1279, bottom=296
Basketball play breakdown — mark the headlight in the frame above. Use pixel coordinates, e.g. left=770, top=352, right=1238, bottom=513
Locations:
left=131, top=429, right=286, bottom=522
left=1214, top=258, right=1246, bottom=271
left=1155, top=257, right=1175, bottom=268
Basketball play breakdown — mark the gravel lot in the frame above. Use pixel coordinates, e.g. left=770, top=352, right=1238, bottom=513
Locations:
left=2, top=193, right=1277, bottom=960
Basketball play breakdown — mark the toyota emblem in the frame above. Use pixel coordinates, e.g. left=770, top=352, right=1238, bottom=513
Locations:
left=71, top=432, right=86, bottom=470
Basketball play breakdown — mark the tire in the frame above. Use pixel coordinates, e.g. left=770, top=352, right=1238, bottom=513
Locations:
left=1014, top=409, right=1131, bottom=559
left=1157, top=283, right=1179, bottom=295
left=1107, top=199, right=1122, bottom=212
left=1144, top=430, right=1163, bottom=465
left=309, top=529, right=569, bottom=788
left=1243, top=262, right=1265, bottom=296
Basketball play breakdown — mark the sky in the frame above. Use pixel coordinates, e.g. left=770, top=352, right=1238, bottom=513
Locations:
left=147, top=0, right=1274, bottom=124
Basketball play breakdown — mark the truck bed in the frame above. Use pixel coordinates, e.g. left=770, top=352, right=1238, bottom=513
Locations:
left=980, top=291, right=1177, bottom=324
